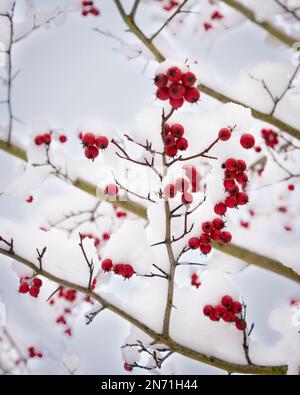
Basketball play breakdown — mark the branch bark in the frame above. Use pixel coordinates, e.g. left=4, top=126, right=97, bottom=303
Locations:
left=0, top=245, right=288, bottom=375
left=220, top=0, right=298, bottom=46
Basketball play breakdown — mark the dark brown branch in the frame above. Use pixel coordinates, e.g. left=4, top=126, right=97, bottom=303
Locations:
left=36, top=247, right=47, bottom=271
left=79, top=233, right=94, bottom=290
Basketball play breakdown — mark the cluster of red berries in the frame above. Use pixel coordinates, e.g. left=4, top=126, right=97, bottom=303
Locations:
left=34, top=133, right=52, bottom=146
left=189, top=217, right=231, bottom=255
left=191, top=273, right=201, bottom=288
left=163, top=123, right=189, bottom=157
left=214, top=158, right=249, bottom=216
left=155, top=67, right=200, bottom=109
left=79, top=132, right=109, bottom=160
left=81, top=1, right=100, bottom=16
left=19, top=277, right=43, bottom=298
left=203, top=295, right=247, bottom=331
left=101, top=259, right=135, bottom=279
left=34, top=133, right=67, bottom=145
left=261, top=128, right=279, bottom=149
left=28, top=346, right=43, bottom=359
left=164, top=169, right=201, bottom=206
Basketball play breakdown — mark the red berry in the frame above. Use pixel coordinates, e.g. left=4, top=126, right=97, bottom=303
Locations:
left=165, top=133, right=176, bottom=148
left=43, top=133, right=52, bottom=144
left=213, top=218, right=225, bottom=230
left=164, top=184, right=176, bottom=199
left=204, top=22, right=213, bottom=31
left=288, top=184, right=295, bottom=191
left=188, top=237, right=200, bottom=250
left=103, top=232, right=110, bottom=241
left=223, top=311, right=235, bottom=322
left=169, top=83, right=186, bottom=99
left=214, top=202, right=227, bottom=216
left=170, top=123, right=184, bottom=138
left=181, top=71, right=197, bottom=87
left=184, top=87, right=200, bottom=103
left=154, top=73, right=168, bottom=87
left=218, top=128, right=231, bottom=141
left=237, top=192, right=249, bottom=206
left=200, top=244, right=212, bottom=255
left=169, top=97, right=184, bottom=109
left=26, top=196, right=33, bottom=203
left=240, top=133, right=255, bottom=149
left=221, top=295, right=233, bottom=308
left=235, top=320, right=247, bottom=331
left=236, top=172, right=248, bottom=185
left=156, top=86, right=170, bottom=100
left=199, top=233, right=211, bottom=245
left=122, top=264, right=134, bottom=279
left=219, top=231, right=232, bottom=244
left=33, top=278, right=42, bottom=287
left=90, top=7, right=100, bottom=16
left=181, top=192, right=193, bottom=205
left=82, top=133, right=95, bottom=147
left=176, top=137, right=189, bottom=151
left=225, top=158, right=237, bottom=171
left=165, top=145, right=178, bottom=157
left=113, top=264, right=125, bottom=275
left=203, top=305, right=214, bottom=316
left=82, top=1, right=93, bottom=5
left=59, top=135, right=67, bottom=143
left=96, top=136, right=109, bottom=149
left=29, top=285, right=40, bottom=298
left=124, top=362, right=133, bottom=372
left=104, top=184, right=119, bottom=196
left=232, top=301, right=243, bottom=314
left=225, top=196, right=238, bottom=208
left=237, top=159, right=247, bottom=172
left=210, top=229, right=221, bottom=241
left=34, top=135, right=44, bottom=145
left=202, top=221, right=214, bottom=233
left=84, top=146, right=99, bottom=160
left=82, top=10, right=88, bottom=16
left=166, top=66, right=182, bottom=82
left=164, top=123, right=171, bottom=134
left=19, top=282, right=29, bottom=294
left=102, top=259, right=113, bottom=272
left=215, top=305, right=227, bottom=319
left=223, top=179, right=236, bottom=191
